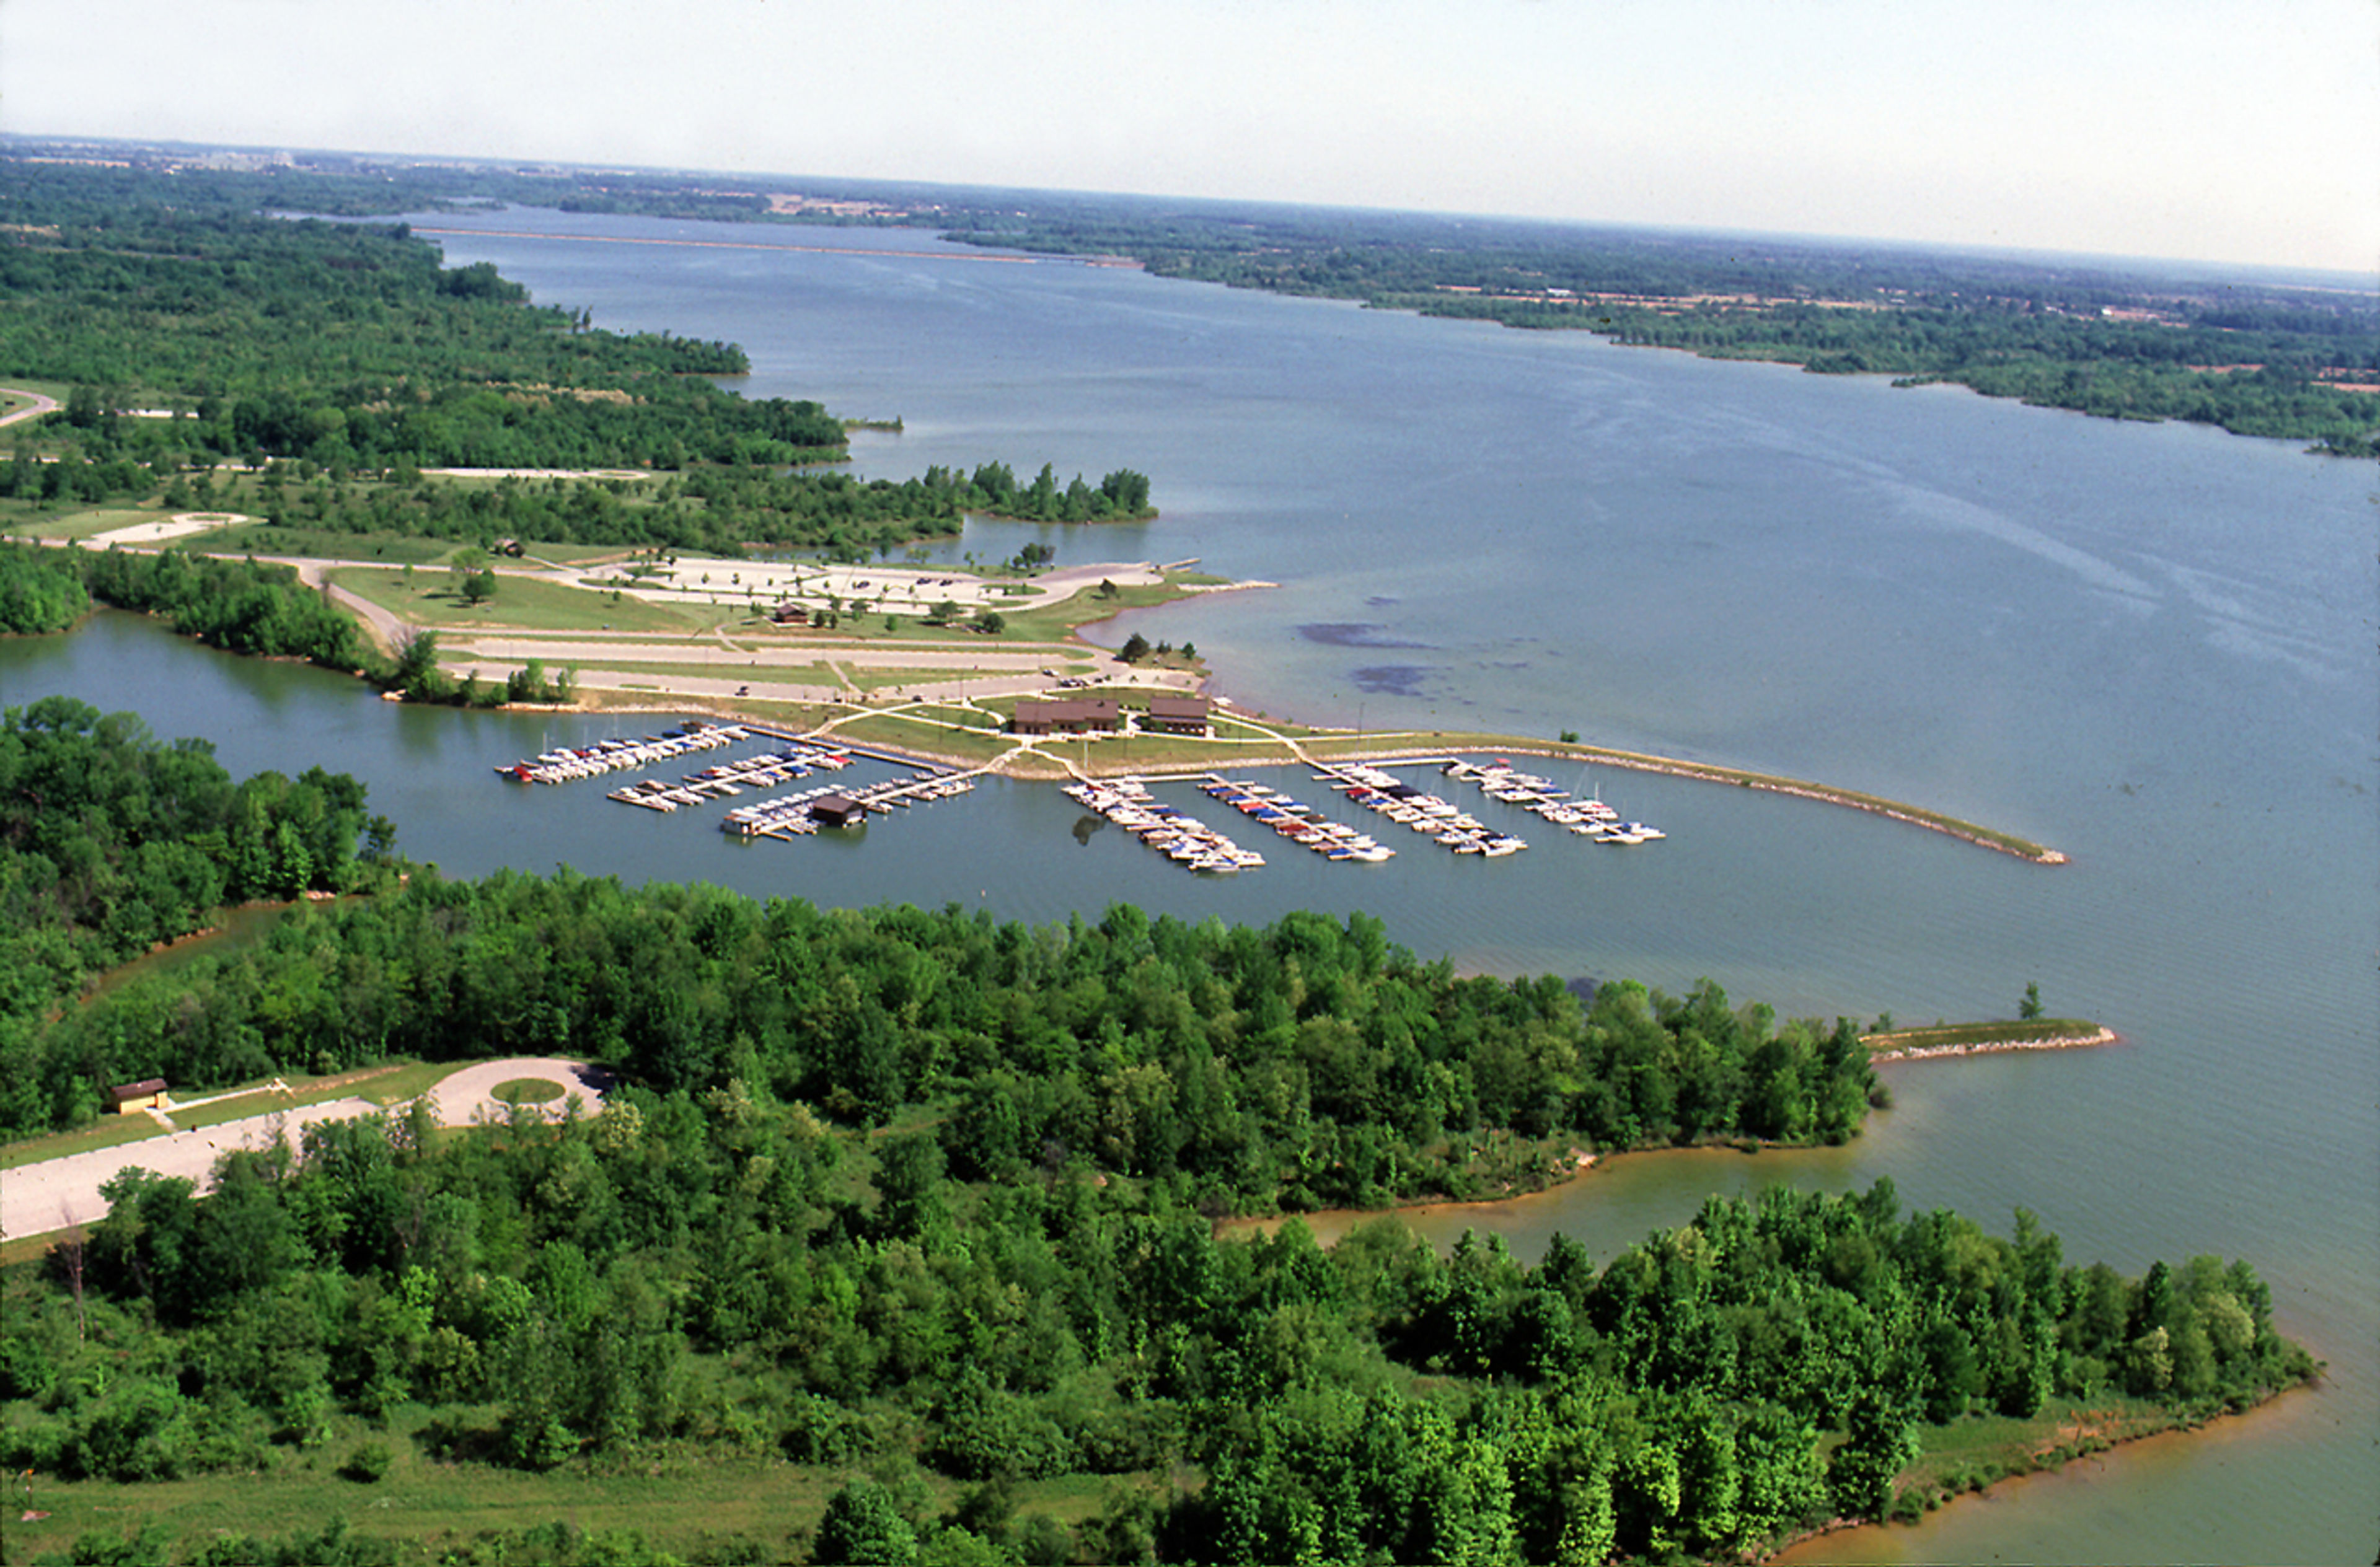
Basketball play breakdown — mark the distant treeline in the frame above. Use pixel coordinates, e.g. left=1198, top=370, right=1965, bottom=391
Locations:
left=0, top=158, right=1158, bottom=550
left=941, top=204, right=2380, bottom=455
left=13, top=144, right=2368, bottom=458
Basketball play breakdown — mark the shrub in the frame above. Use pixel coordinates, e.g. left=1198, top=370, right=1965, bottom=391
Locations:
left=341, top=1441, right=394, bottom=1482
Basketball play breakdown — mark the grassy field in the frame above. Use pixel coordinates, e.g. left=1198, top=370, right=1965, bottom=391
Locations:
left=209, top=523, right=456, bottom=564
left=0, top=504, right=167, bottom=542
left=1888, top=1395, right=2200, bottom=1522
left=1862, top=1019, right=2105, bottom=1052
left=330, top=568, right=726, bottom=636
left=0, top=1398, right=1145, bottom=1565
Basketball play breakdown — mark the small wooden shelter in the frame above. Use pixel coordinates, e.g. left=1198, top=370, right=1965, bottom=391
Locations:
left=107, top=1079, right=169, bottom=1115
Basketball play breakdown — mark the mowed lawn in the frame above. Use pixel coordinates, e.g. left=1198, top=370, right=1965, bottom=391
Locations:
left=328, top=568, right=726, bottom=636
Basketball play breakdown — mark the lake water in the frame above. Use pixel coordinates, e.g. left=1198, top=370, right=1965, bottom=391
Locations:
left=7, top=208, right=2373, bottom=1563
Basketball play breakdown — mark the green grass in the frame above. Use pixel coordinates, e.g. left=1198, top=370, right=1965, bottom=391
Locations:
left=328, top=568, right=726, bottom=635
left=491, top=1078, right=566, bottom=1106
left=208, top=523, right=455, bottom=564
left=1864, top=1018, right=2104, bottom=1051
left=0, top=1399, right=1150, bottom=1565
left=1895, top=1395, right=2183, bottom=1512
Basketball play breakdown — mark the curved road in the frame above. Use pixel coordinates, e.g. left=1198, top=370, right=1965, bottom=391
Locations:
left=0, top=387, right=61, bottom=428
left=0, top=1058, right=610, bottom=1244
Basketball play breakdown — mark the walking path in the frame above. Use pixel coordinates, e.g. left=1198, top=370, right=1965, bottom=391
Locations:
left=0, top=1058, right=609, bottom=1244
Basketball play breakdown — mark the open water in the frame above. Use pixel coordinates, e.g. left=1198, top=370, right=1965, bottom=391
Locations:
left=4, top=208, right=2373, bottom=1563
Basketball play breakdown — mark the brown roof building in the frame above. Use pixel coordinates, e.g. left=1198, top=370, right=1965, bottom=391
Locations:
left=1142, top=695, right=1212, bottom=735
left=1011, top=698, right=1122, bottom=735
left=107, top=1079, right=169, bottom=1114
left=809, top=794, right=869, bottom=828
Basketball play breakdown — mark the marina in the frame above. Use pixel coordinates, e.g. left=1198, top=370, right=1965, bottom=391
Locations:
left=493, top=721, right=749, bottom=784
left=1063, top=778, right=1265, bottom=874
left=1200, top=776, right=1395, bottom=862
left=723, top=769, right=976, bottom=840
left=496, top=721, right=1672, bottom=868
left=608, top=741, right=853, bottom=812
left=1441, top=758, right=1666, bottom=844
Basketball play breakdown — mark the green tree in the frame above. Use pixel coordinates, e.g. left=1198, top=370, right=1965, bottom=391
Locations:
left=814, top=1479, right=921, bottom=1566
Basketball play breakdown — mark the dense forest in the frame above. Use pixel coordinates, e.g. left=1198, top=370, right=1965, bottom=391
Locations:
left=10, top=858, right=1877, bottom=1184
left=0, top=156, right=1155, bottom=555
left=74, top=546, right=364, bottom=669
left=0, top=538, right=91, bottom=633
left=0, top=698, right=388, bottom=1123
left=0, top=710, right=2324, bottom=1562
left=1, top=1058, right=2317, bottom=1563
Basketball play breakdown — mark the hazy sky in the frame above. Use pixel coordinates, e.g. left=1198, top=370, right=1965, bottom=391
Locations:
left=5, top=0, right=2374, bottom=273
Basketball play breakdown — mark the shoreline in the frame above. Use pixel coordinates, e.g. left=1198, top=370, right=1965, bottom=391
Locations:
left=512, top=690, right=2070, bottom=864
left=29, top=530, right=2067, bottom=863
left=1765, top=1376, right=2322, bottom=1565
left=1867, top=1025, right=2118, bottom=1064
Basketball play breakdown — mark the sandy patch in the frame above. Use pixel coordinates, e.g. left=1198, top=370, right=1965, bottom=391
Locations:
left=1, top=1058, right=609, bottom=1243
left=84, top=512, right=255, bottom=547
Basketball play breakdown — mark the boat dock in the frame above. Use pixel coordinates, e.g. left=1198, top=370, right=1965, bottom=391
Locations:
left=1308, top=762, right=1528, bottom=857
left=609, top=742, right=853, bottom=812
left=1064, top=778, right=1263, bottom=873
left=1439, top=758, right=1664, bottom=843
left=723, top=767, right=976, bottom=840
left=1200, top=776, right=1393, bottom=862
left=495, top=721, right=751, bottom=784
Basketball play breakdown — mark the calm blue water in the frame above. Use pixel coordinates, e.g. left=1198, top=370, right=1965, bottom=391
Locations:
left=7, top=208, right=2373, bottom=1563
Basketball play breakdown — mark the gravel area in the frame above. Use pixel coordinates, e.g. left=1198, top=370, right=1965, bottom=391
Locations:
left=1, top=1058, right=609, bottom=1242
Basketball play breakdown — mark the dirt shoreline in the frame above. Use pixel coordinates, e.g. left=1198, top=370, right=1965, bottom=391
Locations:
left=1765, top=1376, right=2320, bottom=1563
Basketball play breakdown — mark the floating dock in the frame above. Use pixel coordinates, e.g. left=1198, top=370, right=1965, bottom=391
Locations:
left=495, top=721, right=749, bottom=784
left=1064, top=778, right=1263, bottom=873
left=1200, top=776, right=1393, bottom=862
left=1439, top=758, right=1664, bottom=843
left=723, top=767, right=975, bottom=840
